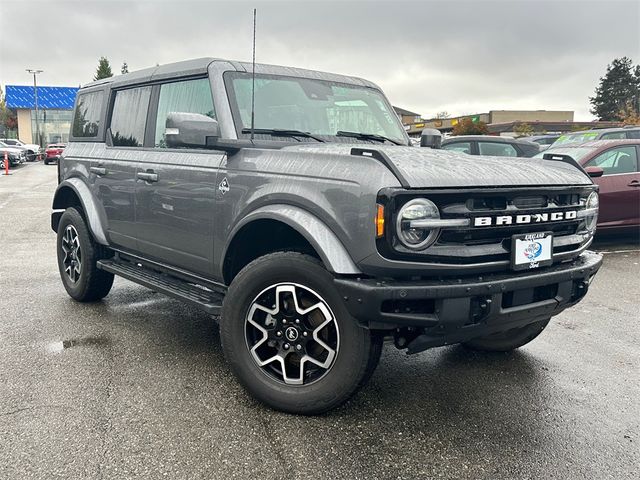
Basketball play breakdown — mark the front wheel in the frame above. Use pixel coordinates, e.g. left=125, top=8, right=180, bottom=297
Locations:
left=463, top=318, right=550, bottom=352
left=221, top=252, right=382, bottom=415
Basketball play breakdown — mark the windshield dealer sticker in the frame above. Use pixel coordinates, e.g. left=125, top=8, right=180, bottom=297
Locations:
left=218, top=177, right=230, bottom=195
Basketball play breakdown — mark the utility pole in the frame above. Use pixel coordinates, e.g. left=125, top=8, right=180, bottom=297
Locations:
left=26, top=69, right=43, bottom=147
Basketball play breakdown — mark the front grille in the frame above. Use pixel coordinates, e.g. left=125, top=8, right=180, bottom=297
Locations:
left=379, top=186, right=595, bottom=271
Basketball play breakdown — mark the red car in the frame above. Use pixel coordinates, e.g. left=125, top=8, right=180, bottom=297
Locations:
left=537, top=140, right=640, bottom=232
left=44, top=144, right=66, bottom=165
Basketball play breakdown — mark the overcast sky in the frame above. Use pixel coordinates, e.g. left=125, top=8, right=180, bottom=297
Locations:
left=1, top=0, right=638, bottom=120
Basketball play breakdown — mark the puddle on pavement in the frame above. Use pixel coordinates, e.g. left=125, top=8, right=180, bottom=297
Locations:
left=46, top=336, right=111, bottom=354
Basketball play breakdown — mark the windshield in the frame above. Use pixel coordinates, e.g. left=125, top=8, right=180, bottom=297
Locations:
left=553, top=131, right=599, bottom=146
left=225, top=72, right=407, bottom=144
left=533, top=146, right=597, bottom=162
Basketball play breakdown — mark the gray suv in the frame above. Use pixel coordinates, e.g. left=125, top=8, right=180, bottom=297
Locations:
left=52, top=58, right=603, bottom=414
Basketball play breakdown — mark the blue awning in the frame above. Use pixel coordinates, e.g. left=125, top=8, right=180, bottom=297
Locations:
left=5, top=85, right=79, bottom=110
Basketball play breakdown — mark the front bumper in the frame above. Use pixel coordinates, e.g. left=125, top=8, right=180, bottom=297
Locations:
left=335, top=251, right=602, bottom=351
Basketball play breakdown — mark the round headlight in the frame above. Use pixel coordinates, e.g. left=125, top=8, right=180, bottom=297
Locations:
left=584, top=191, right=599, bottom=232
left=396, top=198, right=440, bottom=250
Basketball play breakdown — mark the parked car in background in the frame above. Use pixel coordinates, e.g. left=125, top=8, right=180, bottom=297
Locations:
left=0, top=141, right=27, bottom=167
left=536, top=140, right=639, bottom=232
left=441, top=135, right=541, bottom=157
left=526, top=134, right=561, bottom=150
left=0, top=138, right=42, bottom=161
left=44, top=144, right=66, bottom=165
left=552, top=127, right=640, bottom=147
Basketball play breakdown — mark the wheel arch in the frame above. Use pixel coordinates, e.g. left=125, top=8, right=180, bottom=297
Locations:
left=52, top=178, right=108, bottom=245
left=222, top=205, right=361, bottom=284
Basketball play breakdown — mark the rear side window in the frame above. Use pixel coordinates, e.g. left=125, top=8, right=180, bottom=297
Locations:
left=443, top=142, right=471, bottom=154
left=72, top=91, right=103, bottom=138
left=110, top=86, right=152, bottom=147
left=600, top=131, right=625, bottom=140
left=478, top=141, right=518, bottom=157
left=626, top=129, right=640, bottom=139
left=154, top=78, right=215, bottom=148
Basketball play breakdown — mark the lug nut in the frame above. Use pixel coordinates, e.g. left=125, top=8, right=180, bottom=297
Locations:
left=303, top=331, right=308, bottom=337
left=283, top=343, right=290, bottom=350
left=296, top=344, right=303, bottom=351
left=282, top=319, right=287, bottom=324
left=276, top=331, right=282, bottom=337
left=295, top=319, right=300, bottom=324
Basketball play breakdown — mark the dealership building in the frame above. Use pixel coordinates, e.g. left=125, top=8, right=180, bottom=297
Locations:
left=5, top=85, right=78, bottom=145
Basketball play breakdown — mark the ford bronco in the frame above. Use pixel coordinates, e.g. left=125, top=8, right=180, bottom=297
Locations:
left=51, top=58, right=602, bottom=414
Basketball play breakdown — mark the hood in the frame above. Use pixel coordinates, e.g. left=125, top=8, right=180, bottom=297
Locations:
left=284, top=144, right=591, bottom=188
left=0, top=146, right=24, bottom=155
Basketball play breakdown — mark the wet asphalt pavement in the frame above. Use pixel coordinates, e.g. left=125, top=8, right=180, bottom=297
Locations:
left=1, top=163, right=639, bottom=479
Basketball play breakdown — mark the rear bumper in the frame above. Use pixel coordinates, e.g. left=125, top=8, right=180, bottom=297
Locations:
left=335, top=251, right=602, bottom=351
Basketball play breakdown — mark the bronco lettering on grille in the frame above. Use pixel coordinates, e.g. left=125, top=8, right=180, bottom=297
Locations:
left=473, top=210, right=578, bottom=227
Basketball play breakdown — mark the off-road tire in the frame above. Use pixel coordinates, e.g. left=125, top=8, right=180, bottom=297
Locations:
left=221, top=252, right=382, bottom=415
left=463, top=318, right=550, bottom=352
left=56, top=207, right=114, bottom=302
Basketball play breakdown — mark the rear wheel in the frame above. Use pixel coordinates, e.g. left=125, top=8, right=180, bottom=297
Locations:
left=56, top=207, right=114, bottom=302
left=221, top=252, right=382, bottom=414
left=463, top=318, right=550, bottom=352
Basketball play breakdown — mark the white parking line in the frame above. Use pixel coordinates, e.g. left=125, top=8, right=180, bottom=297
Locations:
left=598, top=249, right=640, bottom=254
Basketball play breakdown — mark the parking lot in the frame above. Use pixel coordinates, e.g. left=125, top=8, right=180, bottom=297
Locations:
left=0, top=162, right=638, bottom=479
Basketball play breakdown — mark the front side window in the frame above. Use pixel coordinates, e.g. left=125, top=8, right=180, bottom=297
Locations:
left=442, top=142, right=471, bottom=154
left=155, top=78, right=215, bottom=148
left=109, top=86, right=151, bottom=147
left=478, top=142, right=518, bottom=157
left=72, top=91, right=103, bottom=138
left=225, top=73, right=406, bottom=144
left=586, top=146, right=638, bottom=175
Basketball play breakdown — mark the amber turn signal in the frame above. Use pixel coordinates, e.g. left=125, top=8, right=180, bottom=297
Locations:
left=376, top=204, right=385, bottom=237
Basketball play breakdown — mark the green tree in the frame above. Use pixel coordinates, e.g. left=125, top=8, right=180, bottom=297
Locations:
left=0, top=87, right=18, bottom=132
left=589, top=57, right=640, bottom=120
left=94, top=57, right=113, bottom=81
left=513, top=122, right=534, bottom=137
left=452, top=118, right=489, bottom=136
left=121, top=62, right=129, bottom=74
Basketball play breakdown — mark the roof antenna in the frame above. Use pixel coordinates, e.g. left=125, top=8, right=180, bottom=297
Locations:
left=250, top=8, right=257, bottom=143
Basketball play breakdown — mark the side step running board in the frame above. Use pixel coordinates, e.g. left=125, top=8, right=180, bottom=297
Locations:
left=97, top=259, right=224, bottom=314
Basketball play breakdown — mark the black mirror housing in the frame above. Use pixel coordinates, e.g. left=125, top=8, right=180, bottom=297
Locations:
left=165, top=112, right=220, bottom=149
left=420, top=128, right=442, bottom=149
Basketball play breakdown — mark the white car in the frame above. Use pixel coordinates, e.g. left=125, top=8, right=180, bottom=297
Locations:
left=0, top=138, right=41, bottom=160
left=0, top=141, right=27, bottom=167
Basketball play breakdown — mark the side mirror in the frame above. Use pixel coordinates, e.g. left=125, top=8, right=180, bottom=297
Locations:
left=165, top=112, right=220, bottom=149
left=420, top=128, right=442, bottom=149
left=585, top=166, right=604, bottom=178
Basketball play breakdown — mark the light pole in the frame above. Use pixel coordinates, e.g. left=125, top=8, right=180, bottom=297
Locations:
left=26, top=69, right=43, bottom=147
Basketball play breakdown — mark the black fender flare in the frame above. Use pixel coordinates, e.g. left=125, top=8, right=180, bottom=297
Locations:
left=52, top=178, right=108, bottom=245
left=224, top=204, right=361, bottom=275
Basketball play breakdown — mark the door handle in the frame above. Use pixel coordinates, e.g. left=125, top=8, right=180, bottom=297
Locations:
left=137, top=171, right=159, bottom=183
left=90, top=166, right=107, bottom=176
left=628, top=180, right=640, bottom=187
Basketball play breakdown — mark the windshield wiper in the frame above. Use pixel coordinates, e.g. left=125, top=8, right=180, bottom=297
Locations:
left=241, top=128, right=325, bottom=143
left=336, top=131, right=403, bottom=145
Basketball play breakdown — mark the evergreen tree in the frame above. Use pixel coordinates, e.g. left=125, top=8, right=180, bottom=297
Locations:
left=121, top=62, right=129, bottom=74
left=94, top=57, right=113, bottom=81
left=589, top=57, right=640, bottom=121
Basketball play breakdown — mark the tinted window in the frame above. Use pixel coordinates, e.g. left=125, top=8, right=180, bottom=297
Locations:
left=72, top=91, right=103, bottom=138
left=626, top=129, right=640, bottom=139
left=110, top=87, right=151, bottom=147
left=600, top=131, right=626, bottom=140
left=442, top=142, right=471, bottom=154
left=154, top=78, right=215, bottom=148
left=586, top=146, right=638, bottom=175
left=478, top=141, right=518, bottom=157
